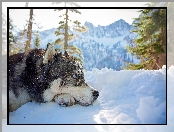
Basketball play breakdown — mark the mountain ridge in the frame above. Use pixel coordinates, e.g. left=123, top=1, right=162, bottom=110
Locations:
left=31, top=19, right=139, bottom=70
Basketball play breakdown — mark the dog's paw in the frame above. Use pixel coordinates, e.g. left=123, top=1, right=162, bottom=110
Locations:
left=53, top=94, right=76, bottom=107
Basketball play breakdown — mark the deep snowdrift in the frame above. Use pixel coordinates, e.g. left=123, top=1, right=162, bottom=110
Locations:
left=3, top=65, right=174, bottom=132
left=3, top=65, right=167, bottom=124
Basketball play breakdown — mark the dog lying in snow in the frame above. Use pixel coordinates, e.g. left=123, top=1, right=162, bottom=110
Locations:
left=9, top=43, right=99, bottom=112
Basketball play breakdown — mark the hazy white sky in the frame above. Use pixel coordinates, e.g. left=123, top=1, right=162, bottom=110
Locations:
left=2, top=2, right=149, bottom=31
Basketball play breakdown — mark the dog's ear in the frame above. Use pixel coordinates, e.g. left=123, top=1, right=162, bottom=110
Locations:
left=64, top=50, right=69, bottom=58
left=43, top=43, right=56, bottom=64
left=57, top=52, right=62, bottom=57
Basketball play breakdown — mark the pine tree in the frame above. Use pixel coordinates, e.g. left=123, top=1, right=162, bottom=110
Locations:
left=9, top=3, right=41, bottom=54
left=151, top=2, right=174, bottom=67
left=22, top=2, right=42, bottom=52
left=9, top=17, right=16, bottom=56
left=33, top=31, right=41, bottom=49
left=126, top=9, right=166, bottom=70
left=9, top=17, right=25, bottom=55
left=24, top=2, right=33, bottom=52
left=52, top=2, right=88, bottom=62
left=25, top=9, right=34, bottom=53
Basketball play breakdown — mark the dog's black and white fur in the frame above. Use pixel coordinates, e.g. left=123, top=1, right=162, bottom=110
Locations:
left=9, top=43, right=99, bottom=112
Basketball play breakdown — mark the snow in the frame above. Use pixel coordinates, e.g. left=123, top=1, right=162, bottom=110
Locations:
left=81, top=35, right=125, bottom=47
left=2, top=65, right=174, bottom=132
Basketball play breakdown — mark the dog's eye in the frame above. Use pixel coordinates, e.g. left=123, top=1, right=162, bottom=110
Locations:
left=37, top=50, right=45, bottom=57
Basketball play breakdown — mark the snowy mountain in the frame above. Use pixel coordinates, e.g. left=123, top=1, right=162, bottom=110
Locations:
left=31, top=19, right=139, bottom=71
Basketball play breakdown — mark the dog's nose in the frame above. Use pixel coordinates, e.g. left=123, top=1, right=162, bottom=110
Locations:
left=93, top=90, right=99, bottom=100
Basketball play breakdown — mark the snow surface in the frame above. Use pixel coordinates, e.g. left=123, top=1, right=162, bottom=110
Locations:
left=2, top=65, right=174, bottom=132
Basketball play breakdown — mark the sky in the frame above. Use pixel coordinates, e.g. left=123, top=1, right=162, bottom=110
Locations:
left=2, top=2, right=149, bottom=31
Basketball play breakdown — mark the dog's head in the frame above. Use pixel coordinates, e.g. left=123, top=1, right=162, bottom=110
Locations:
left=42, top=43, right=99, bottom=106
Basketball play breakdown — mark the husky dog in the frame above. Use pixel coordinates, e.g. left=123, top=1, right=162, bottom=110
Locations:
left=9, top=43, right=99, bottom=112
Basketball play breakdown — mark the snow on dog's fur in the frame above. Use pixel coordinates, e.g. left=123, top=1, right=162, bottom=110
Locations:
left=9, top=43, right=99, bottom=112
